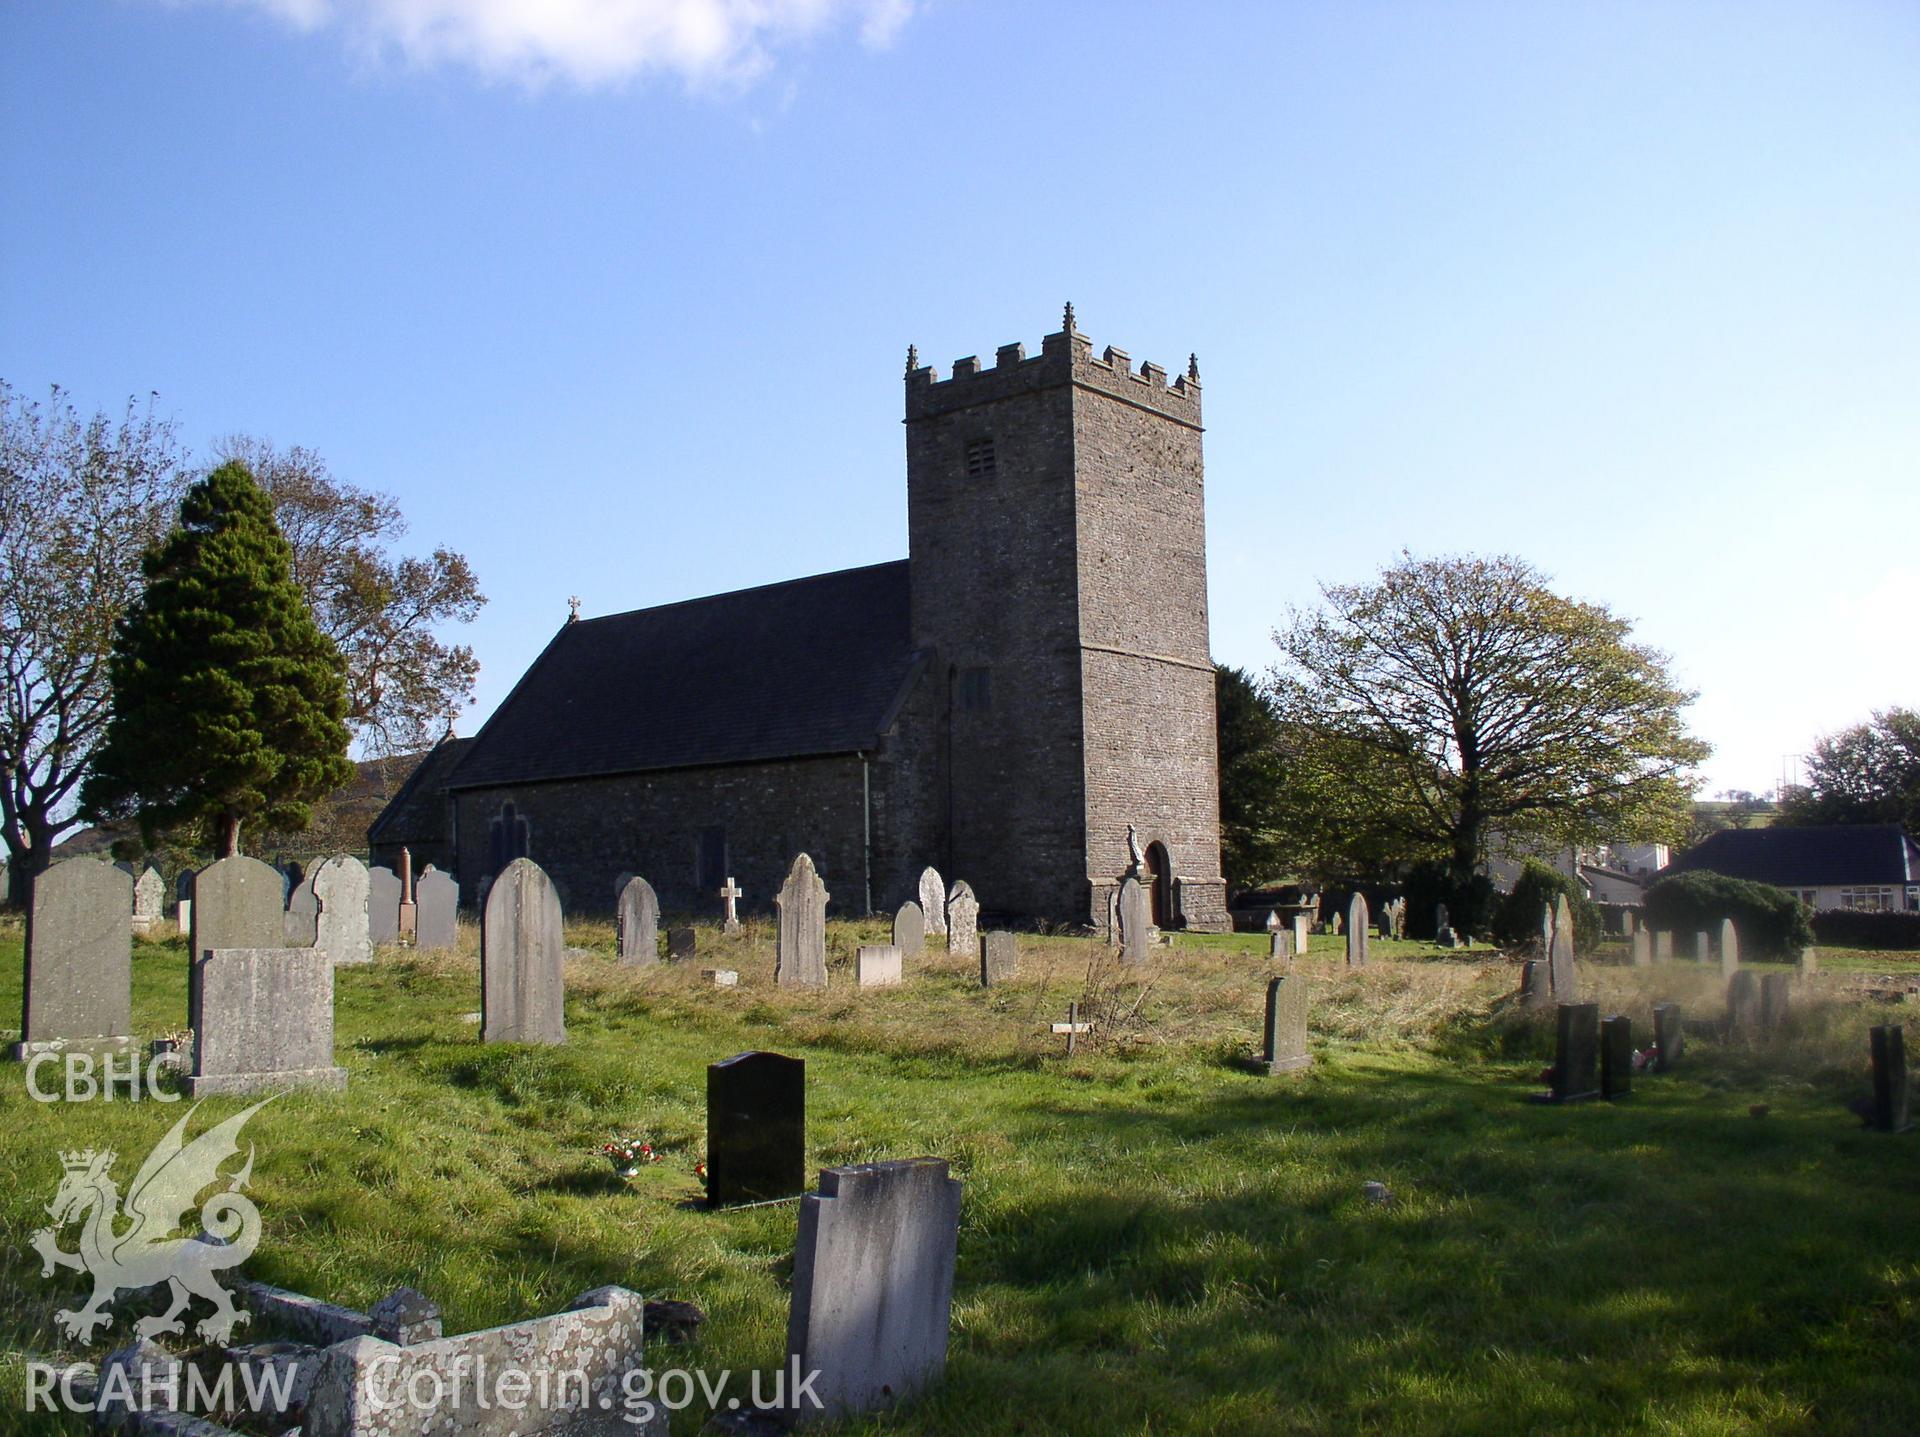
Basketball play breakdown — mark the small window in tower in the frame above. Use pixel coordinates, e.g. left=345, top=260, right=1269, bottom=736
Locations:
left=965, top=437, right=997, bottom=480
left=957, top=666, right=992, bottom=713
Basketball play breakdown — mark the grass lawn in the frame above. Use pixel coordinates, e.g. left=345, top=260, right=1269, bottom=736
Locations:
left=1, top=917, right=1916, bottom=1435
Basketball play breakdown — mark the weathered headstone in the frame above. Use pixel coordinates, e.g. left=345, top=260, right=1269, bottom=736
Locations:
left=720, top=876, right=744, bottom=936
left=16, top=857, right=133, bottom=1056
left=1435, top=903, right=1450, bottom=938
left=1265, top=910, right=1281, bottom=933
left=1269, top=929, right=1294, bottom=961
left=187, top=948, right=348, bottom=1096
left=1600, top=1014, right=1633, bottom=1100
left=917, top=866, right=946, bottom=936
left=1330, top=912, right=1343, bottom=936
left=786, top=1158, right=962, bottom=1424
left=131, top=867, right=164, bottom=935
left=284, top=874, right=319, bottom=947
left=892, top=901, right=926, bottom=960
left=1653, top=1002, right=1684, bottom=1071
left=856, top=944, right=902, bottom=988
left=668, top=926, right=697, bottom=959
left=1346, top=893, right=1369, bottom=967
left=175, top=868, right=192, bottom=933
left=1622, top=911, right=1637, bottom=938
left=1117, top=876, right=1152, bottom=965
left=1630, top=929, right=1652, bottom=967
left=1519, top=959, right=1551, bottom=1009
left=979, top=931, right=1017, bottom=986
left=368, top=866, right=402, bottom=947
left=617, top=875, right=660, bottom=966
left=1868, top=1025, right=1910, bottom=1134
left=192, top=856, right=289, bottom=959
left=480, top=857, right=565, bottom=1045
left=1719, top=917, right=1740, bottom=978
left=1759, top=971, right=1793, bottom=1032
left=707, top=1050, right=805, bottom=1207
left=1534, top=1002, right=1600, bottom=1103
left=414, top=866, right=458, bottom=950
left=945, top=881, right=978, bottom=959
left=703, top=968, right=740, bottom=987
left=1694, top=931, right=1712, bottom=964
left=1548, top=894, right=1578, bottom=1000
left=396, top=848, right=416, bottom=940
left=1654, top=930, right=1673, bottom=962
left=776, top=853, right=830, bottom=989
left=1797, top=946, right=1819, bottom=977
left=1725, top=970, right=1761, bottom=1038
left=312, top=853, right=372, bottom=967
left=1261, top=974, right=1313, bottom=1074
left=1291, top=912, right=1310, bottom=955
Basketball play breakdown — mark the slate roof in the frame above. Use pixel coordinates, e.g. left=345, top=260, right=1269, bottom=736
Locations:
left=447, top=560, right=922, bottom=790
left=367, top=735, right=472, bottom=845
left=1660, top=824, right=1920, bottom=887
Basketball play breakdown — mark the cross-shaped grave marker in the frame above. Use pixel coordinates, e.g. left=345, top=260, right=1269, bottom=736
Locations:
left=1050, top=1000, right=1094, bottom=1056
left=720, top=877, right=743, bottom=935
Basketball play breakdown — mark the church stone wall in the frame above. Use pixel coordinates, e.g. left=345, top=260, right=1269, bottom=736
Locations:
left=449, top=754, right=869, bottom=920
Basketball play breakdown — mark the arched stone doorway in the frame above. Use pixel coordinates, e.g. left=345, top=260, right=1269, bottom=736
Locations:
left=1146, top=841, right=1173, bottom=928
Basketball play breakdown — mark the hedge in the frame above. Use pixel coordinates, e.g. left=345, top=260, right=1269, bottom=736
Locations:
left=1494, top=860, right=1601, bottom=951
left=1810, top=908, right=1920, bottom=950
left=1642, top=870, right=1814, bottom=958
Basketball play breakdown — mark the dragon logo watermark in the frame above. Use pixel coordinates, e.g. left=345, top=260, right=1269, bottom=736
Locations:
left=30, top=1099, right=271, bottom=1345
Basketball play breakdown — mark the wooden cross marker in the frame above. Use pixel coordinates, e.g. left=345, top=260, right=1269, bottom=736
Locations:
left=1051, top=1000, right=1094, bottom=1055
left=720, top=877, right=743, bottom=935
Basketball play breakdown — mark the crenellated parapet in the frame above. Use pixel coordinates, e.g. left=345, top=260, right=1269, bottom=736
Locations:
left=906, top=305, right=1201, bottom=428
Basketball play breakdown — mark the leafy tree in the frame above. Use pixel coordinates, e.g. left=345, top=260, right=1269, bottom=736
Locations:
left=1215, top=664, right=1290, bottom=891
left=1270, top=553, right=1708, bottom=893
left=1776, top=708, right=1920, bottom=832
left=1493, top=859, right=1601, bottom=952
left=0, top=383, right=191, bottom=905
left=212, top=436, right=484, bottom=756
left=82, top=462, right=355, bottom=856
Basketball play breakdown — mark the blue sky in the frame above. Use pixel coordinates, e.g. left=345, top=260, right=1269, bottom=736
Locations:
left=4, top=1, right=1916, bottom=796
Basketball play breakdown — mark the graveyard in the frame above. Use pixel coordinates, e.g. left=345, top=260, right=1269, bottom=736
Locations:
left=2, top=896, right=1916, bottom=1435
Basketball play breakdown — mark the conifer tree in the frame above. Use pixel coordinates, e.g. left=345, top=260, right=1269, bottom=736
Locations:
left=82, top=462, right=354, bottom=856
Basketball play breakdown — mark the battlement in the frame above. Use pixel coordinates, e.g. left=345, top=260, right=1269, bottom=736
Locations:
left=905, top=306, right=1201, bottom=427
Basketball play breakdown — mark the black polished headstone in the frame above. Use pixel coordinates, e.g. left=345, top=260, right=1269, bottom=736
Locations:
left=1532, top=1002, right=1599, bottom=1103
left=1869, top=1025, right=1911, bottom=1134
left=1600, top=1015, right=1632, bottom=1100
left=1653, top=1002, right=1683, bottom=1071
left=707, top=1051, right=806, bottom=1207
left=668, top=927, right=697, bottom=960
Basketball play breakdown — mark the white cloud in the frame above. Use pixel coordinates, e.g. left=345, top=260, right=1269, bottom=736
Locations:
left=211, top=0, right=916, bottom=89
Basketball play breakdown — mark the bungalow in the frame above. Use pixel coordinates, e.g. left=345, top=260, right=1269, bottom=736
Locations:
left=1658, top=824, right=1920, bottom=913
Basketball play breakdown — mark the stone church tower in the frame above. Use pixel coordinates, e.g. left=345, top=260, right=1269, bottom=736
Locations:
left=903, top=306, right=1229, bottom=930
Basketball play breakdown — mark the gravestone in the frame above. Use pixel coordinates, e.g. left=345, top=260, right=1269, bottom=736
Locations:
left=775, top=853, right=829, bottom=989
left=1345, top=893, right=1369, bottom=967
left=945, top=881, right=978, bottom=959
left=979, top=931, right=1017, bottom=986
left=1653, top=1002, right=1684, bottom=1071
left=1654, top=930, right=1673, bottom=962
left=1760, top=972, right=1794, bottom=1033
left=414, top=866, right=458, bottom=950
left=1518, top=959, right=1551, bottom=1009
left=720, top=876, right=744, bottom=936
left=1622, top=911, right=1636, bottom=938
left=396, top=848, right=416, bottom=940
left=704, top=968, right=740, bottom=987
left=1330, top=912, right=1342, bottom=936
left=1261, top=974, right=1312, bottom=1074
left=892, top=901, right=926, bottom=960
left=1548, top=894, right=1578, bottom=1000
left=668, top=927, right=697, bottom=959
left=284, top=875, right=319, bottom=947
left=857, top=945, right=902, bottom=988
left=1719, top=917, right=1740, bottom=978
left=1630, top=930, right=1652, bottom=967
left=312, top=854, right=372, bottom=966
left=1797, top=946, right=1819, bottom=977
left=1725, top=970, right=1761, bottom=1038
left=1265, top=910, right=1281, bottom=933
left=16, top=857, right=133, bottom=1055
left=480, top=857, right=566, bottom=1044
left=368, top=866, right=402, bottom=947
left=1117, top=876, right=1152, bottom=965
left=131, top=866, right=164, bottom=935
left=1694, top=931, right=1712, bottom=964
left=192, top=856, right=290, bottom=959
left=786, top=1158, right=962, bottom=1424
left=1269, top=929, right=1294, bottom=961
left=707, top=1051, right=805, bottom=1207
left=1292, top=912, right=1310, bottom=955
left=187, top=948, right=348, bottom=1096
left=917, top=866, right=947, bottom=936
left=617, top=875, right=660, bottom=966
left=1533, top=1002, right=1600, bottom=1103
left=1600, top=1015, right=1633, bottom=1100
left=1868, top=1025, right=1910, bottom=1134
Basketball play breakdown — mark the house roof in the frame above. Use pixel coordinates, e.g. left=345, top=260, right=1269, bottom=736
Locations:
left=1660, top=824, right=1919, bottom=888
left=367, top=735, right=472, bottom=845
left=446, top=560, right=922, bottom=791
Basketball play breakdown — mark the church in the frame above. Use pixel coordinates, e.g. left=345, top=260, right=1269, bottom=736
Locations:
left=370, top=308, right=1230, bottom=931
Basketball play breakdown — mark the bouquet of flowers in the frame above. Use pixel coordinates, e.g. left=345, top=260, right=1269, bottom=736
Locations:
left=601, top=1138, right=660, bottom=1179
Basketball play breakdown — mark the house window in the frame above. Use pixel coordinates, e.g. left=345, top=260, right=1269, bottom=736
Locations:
left=964, top=438, right=997, bottom=480
left=696, top=827, right=728, bottom=891
left=957, top=666, right=991, bottom=713
left=1840, top=886, right=1895, bottom=912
